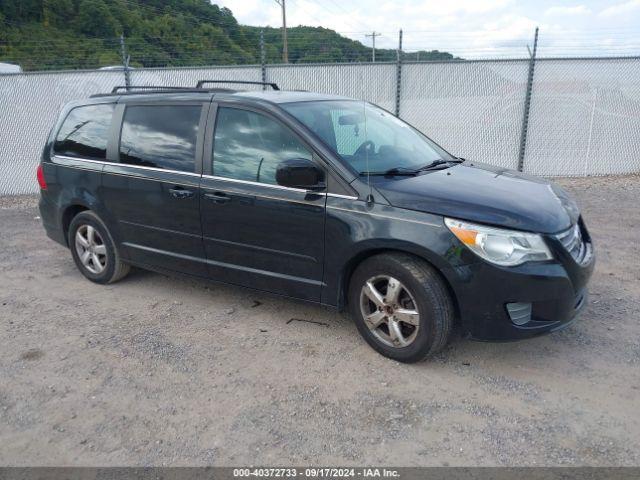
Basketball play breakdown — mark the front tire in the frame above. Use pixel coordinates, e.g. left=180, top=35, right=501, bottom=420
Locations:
left=348, top=253, right=454, bottom=363
left=68, top=211, right=130, bottom=284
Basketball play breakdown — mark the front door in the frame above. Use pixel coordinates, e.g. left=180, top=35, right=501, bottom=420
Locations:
left=100, top=102, right=208, bottom=276
left=200, top=105, right=326, bottom=301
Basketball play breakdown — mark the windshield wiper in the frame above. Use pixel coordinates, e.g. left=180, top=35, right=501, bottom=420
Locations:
left=359, top=167, right=419, bottom=177
left=360, top=158, right=464, bottom=176
left=418, top=157, right=464, bottom=171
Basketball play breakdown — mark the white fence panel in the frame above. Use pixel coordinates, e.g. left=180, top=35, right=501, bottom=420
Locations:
left=524, top=58, right=640, bottom=176
left=1, top=59, right=640, bottom=195
left=400, top=60, right=529, bottom=170
left=0, top=70, right=123, bottom=195
left=131, top=65, right=263, bottom=89
left=267, top=63, right=396, bottom=111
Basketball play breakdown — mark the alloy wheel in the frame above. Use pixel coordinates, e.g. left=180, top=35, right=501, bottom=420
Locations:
left=75, top=224, right=107, bottom=274
left=359, top=275, right=420, bottom=348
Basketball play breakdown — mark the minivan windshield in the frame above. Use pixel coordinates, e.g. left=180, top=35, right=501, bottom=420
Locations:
left=282, top=100, right=454, bottom=175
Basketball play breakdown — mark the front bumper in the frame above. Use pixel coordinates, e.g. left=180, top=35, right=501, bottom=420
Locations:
left=449, top=235, right=595, bottom=341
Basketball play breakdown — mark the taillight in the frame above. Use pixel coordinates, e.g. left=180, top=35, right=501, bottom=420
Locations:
left=37, top=164, right=47, bottom=190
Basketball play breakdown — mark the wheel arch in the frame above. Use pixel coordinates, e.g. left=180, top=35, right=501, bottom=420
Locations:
left=61, top=203, right=90, bottom=246
left=337, top=246, right=461, bottom=322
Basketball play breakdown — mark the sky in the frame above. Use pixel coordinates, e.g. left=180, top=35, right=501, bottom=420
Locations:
left=213, top=0, right=640, bottom=58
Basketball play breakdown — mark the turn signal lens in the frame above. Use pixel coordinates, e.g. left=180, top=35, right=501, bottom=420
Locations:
left=447, top=224, right=477, bottom=246
left=445, top=218, right=553, bottom=267
left=36, top=164, right=47, bottom=190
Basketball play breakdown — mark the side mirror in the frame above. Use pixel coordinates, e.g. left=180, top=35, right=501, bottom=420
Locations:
left=275, top=158, right=325, bottom=190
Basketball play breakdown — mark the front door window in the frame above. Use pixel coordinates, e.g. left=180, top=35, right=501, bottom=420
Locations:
left=213, top=107, right=314, bottom=185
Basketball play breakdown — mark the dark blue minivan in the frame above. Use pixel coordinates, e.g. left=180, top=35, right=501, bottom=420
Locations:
left=38, top=82, right=594, bottom=362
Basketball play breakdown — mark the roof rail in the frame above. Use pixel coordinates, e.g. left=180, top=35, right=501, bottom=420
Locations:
left=110, top=85, right=204, bottom=94
left=196, top=80, right=280, bottom=90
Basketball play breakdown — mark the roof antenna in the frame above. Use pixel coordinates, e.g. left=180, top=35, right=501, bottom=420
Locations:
left=363, top=100, right=373, bottom=205
left=360, top=71, right=373, bottom=205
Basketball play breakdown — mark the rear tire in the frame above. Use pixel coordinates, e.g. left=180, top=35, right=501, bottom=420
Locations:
left=68, top=211, right=130, bottom=284
left=348, top=253, right=454, bottom=363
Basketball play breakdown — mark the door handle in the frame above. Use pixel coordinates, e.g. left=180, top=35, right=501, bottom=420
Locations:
left=169, top=187, right=194, bottom=199
left=203, top=192, right=231, bottom=204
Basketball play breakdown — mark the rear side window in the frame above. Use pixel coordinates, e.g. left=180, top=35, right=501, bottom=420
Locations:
left=53, top=104, right=114, bottom=160
left=119, top=105, right=201, bottom=173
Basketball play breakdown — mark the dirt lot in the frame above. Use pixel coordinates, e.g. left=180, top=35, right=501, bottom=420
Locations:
left=0, top=175, right=639, bottom=466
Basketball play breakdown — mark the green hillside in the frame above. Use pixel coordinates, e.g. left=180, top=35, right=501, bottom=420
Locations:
left=0, top=0, right=456, bottom=71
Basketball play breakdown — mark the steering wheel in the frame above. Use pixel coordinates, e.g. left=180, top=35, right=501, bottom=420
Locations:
left=355, top=140, right=376, bottom=157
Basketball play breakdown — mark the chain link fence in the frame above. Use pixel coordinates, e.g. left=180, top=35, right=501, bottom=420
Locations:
left=266, top=63, right=397, bottom=112
left=400, top=60, right=530, bottom=171
left=1, top=58, right=640, bottom=195
left=0, top=69, right=124, bottom=195
left=525, top=58, right=640, bottom=176
left=131, top=65, right=264, bottom=90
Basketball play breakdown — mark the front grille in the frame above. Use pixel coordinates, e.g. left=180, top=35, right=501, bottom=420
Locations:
left=555, top=221, right=591, bottom=265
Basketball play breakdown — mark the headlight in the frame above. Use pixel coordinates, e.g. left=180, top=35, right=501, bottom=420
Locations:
left=444, top=218, right=552, bottom=266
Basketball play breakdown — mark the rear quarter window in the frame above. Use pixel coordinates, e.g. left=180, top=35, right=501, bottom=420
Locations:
left=53, top=104, right=115, bottom=160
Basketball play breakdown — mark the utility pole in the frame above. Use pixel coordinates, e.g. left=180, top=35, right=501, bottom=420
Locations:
left=274, top=0, right=288, bottom=63
left=119, top=34, right=131, bottom=90
left=365, top=31, right=381, bottom=62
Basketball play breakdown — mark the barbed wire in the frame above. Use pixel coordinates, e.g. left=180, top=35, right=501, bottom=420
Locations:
left=3, top=13, right=640, bottom=71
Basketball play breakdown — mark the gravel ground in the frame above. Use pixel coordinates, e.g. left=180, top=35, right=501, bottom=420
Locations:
left=0, top=175, right=639, bottom=466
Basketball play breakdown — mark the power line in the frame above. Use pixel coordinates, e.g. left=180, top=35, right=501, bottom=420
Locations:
left=316, top=0, right=372, bottom=31
left=290, top=0, right=372, bottom=34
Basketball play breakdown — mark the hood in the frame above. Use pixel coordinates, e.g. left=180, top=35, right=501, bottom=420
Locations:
left=373, top=162, right=579, bottom=234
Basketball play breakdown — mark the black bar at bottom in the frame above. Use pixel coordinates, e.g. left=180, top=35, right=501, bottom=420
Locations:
left=0, top=467, right=637, bottom=480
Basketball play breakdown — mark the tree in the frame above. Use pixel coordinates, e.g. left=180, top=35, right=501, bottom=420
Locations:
left=0, top=0, right=458, bottom=71
left=0, top=0, right=44, bottom=23
left=75, top=0, right=120, bottom=37
left=44, top=0, right=74, bottom=28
